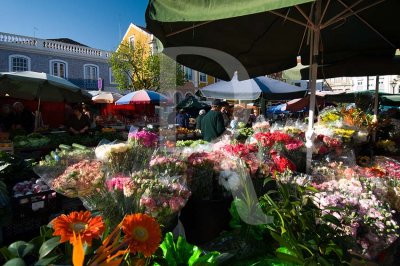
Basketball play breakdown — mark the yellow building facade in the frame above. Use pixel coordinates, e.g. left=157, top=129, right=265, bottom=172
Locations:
left=120, top=23, right=216, bottom=103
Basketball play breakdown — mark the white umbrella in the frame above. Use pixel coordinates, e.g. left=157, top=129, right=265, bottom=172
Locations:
left=200, top=72, right=307, bottom=100
left=92, top=91, right=123, bottom=103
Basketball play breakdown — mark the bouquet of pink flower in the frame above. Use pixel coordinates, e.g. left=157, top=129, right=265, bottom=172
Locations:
left=51, top=159, right=104, bottom=197
left=186, top=152, right=215, bottom=200
left=128, top=130, right=158, bottom=147
left=149, top=155, right=187, bottom=177
left=131, top=170, right=191, bottom=223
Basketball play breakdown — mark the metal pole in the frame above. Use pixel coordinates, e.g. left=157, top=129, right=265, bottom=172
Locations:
left=306, top=0, right=322, bottom=173
left=372, top=75, right=379, bottom=142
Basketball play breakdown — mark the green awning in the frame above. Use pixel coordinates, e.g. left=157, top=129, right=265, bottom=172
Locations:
left=325, top=90, right=391, bottom=103
left=148, top=0, right=315, bottom=22
left=381, top=95, right=400, bottom=106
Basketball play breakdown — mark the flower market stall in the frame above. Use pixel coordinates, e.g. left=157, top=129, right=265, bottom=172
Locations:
left=2, top=99, right=400, bottom=265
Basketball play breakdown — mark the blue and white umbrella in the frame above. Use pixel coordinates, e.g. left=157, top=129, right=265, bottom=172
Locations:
left=200, top=72, right=307, bottom=101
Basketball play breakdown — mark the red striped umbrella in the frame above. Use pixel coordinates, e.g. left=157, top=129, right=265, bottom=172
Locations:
left=115, top=89, right=170, bottom=105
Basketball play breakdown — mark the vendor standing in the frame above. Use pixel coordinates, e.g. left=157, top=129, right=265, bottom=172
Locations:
left=67, top=105, right=90, bottom=135
left=201, top=99, right=225, bottom=142
left=0, top=104, right=13, bottom=132
left=11, top=102, right=34, bottom=133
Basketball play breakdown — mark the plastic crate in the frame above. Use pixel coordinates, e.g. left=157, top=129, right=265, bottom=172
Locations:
left=12, top=190, right=57, bottom=218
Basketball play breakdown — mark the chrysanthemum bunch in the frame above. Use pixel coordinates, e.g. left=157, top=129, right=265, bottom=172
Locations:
left=95, top=142, right=133, bottom=174
left=312, top=178, right=399, bottom=260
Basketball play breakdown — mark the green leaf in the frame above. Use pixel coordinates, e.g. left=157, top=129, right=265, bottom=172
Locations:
left=177, top=236, right=196, bottom=263
left=322, top=214, right=342, bottom=227
left=0, top=247, right=15, bottom=260
left=8, top=241, right=34, bottom=258
left=317, top=256, right=332, bottom=266
left=276, top=246, right=293, bottom=255
left=34, top=255, right=62, bottom=266
left=325, top=244, right=343, bottom=258
left=193, top=251, right=221, bottom=265
left=29, top=236, right=44, bottom=255
left=3, top=258, right=27, bottom=266
left=159, top=233, right=177, bottom=266
left=276, top=252, right=303, bottom=265
left=305, top=186, right=319, bottom=193
left=38, top=237, right=61, bottom=259
left=187, top=247, right=202, bottom=266
left=270, top=233, right=295, bottom=255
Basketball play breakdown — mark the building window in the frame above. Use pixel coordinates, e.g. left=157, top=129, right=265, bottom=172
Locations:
left=129, top=36, right=135, bottom=49
left=184, top=67, right=193, bottom=81
left=199, top=72, right=207, bottom=83
left=109, top=68, right=117, bottom=84
left=9, top=54, right=31, bottom=71
left=84, top=64, right=99, bottom=90
left=50, top=60, right=68, bottom=78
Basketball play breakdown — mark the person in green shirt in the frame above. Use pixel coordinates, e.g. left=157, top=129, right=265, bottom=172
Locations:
left=201, top=99, right=225, bottom=142
left=196, top=109, right=206, bottom=130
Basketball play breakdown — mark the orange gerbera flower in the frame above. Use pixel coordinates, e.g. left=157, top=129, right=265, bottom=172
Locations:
left=121, top=213, right=161, bottom=257
left=52, top=210, right=105, bottom=246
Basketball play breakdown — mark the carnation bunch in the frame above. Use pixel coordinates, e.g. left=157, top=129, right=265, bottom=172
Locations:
left=149, top=155, right=187, bottom=177
left=51, top=159, right=103, bottom=197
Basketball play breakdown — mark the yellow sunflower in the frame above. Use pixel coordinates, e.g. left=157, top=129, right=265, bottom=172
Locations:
left=52, top=210, right=105, bottom=246
left=121, top=213, right=161, bottom=257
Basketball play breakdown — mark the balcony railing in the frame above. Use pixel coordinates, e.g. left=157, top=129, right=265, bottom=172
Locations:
left=84, top=80, right=99, bottom=90
left=0, top=32, right=110, bottom=59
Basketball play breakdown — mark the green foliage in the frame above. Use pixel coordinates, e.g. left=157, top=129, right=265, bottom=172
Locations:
left=156, top=232, right=220, bottom=266
left=110, top=39, right=184, bottom=92
left=229, top=199, right=266, bottom=241
left=0, top=226, right=64, bottom=265
left=110, top=40, right=160, bottom=91
left=176, top=139, right=208, bottom=147
left=259, top=178, right=355, bottom=265
left=13, top=133, right=51, bottom=149
left=0, top=151, right=34, bottom=182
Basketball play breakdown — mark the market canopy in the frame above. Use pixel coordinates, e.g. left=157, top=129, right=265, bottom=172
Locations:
left=324, top=90, right=391, bottom=103
left=380, top=95, right=400, bottom=107
left=146, top=0, right=400, bottom=172
left=115, top=89, right=170, bottom=105
left=200, top=73, right=307, bottom=100
left=92, top=91, right=123, bottom=104
left=300, top=52, right=400, bottom=79
left=0, top=71, right=90, bottom=103
left=146, top=0, right=400, bottom=81
left=267, top=104, right=288, bottom=114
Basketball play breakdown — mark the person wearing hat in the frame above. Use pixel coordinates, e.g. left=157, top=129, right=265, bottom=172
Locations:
left=201, top=99, right=225, bottom=142
left=196, top=109, right=206, bottom=130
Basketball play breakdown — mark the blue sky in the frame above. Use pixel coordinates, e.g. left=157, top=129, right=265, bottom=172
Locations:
left=0, top=0, right=148, bottom=51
